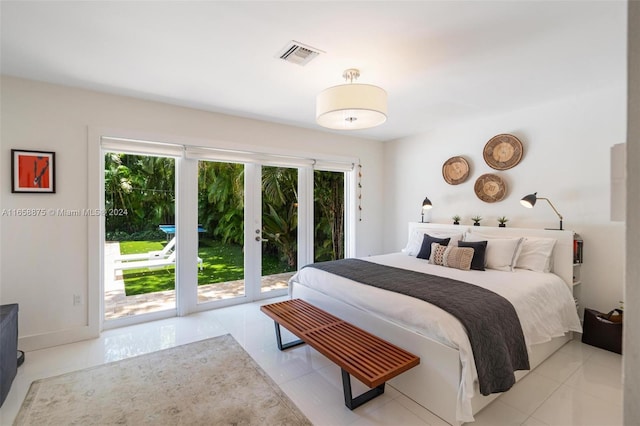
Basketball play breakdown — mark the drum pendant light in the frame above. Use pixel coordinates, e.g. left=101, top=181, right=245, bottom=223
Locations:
left=316, top=69, right=387, bottom=130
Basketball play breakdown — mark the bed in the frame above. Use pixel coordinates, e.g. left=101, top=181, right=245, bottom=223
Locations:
left=288, top=223, right=582, bottom=425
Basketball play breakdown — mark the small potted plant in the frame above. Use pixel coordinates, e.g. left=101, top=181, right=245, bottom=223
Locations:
left=498, top=216, right=509, bottom=228
left=471, top=215, right=482, bottom=226
left=452, top=215, right=461, bottom=225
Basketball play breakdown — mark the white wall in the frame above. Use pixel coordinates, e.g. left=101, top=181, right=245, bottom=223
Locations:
left=383, top=86, right=626, bottom=316
left=624, top=0, right=639, bottom=423
left=0, top=76, right=385, bottom=349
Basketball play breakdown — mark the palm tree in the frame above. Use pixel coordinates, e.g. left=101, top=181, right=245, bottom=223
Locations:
left=136, top=156, right=176, bottom=225
left=262, top=166, right=297, bottom=207
left=262, top=203, right=298, bottom=269
left=261, top=166, right=299, bottom=269
left=104, top=153, right=177, bottom=235
left=198, top=161, right=244, bottom=244
left=104, top=153, right=134, bottom=233
left=105, top=157, right=344, bottom=267
left=314, top=170, right=344, bottom=261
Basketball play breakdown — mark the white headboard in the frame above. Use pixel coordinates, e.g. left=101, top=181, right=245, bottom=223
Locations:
left=407, top=222, right=575, bottom=289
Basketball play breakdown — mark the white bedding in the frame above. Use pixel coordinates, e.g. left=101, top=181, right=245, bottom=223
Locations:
left=289, top=252, right=582, bottom=421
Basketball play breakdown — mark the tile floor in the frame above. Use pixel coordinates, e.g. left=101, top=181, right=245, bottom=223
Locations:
left=0, top=297, right=624, bottom=426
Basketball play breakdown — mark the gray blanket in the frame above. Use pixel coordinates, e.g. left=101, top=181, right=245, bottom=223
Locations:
left=306, top=258, right=530, bottom=395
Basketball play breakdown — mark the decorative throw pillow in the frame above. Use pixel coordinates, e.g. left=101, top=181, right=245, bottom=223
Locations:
left=444, top=246, right=475, bottom=270
left=429, top=244, right=474, bottom=270
left=428, top=243, right=447, bottom=265
left=402, top=230, right=464, bottom=256
left=458, top=240, right=487, bottom=271
left=416, top=234, right=451, bottom=259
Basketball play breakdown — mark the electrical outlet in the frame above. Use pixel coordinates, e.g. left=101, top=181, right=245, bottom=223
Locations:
left=73, top=294, right=82, bottom=306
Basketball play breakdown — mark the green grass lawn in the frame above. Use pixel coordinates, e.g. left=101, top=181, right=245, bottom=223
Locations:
left=120, top=238, right=291, bottom=296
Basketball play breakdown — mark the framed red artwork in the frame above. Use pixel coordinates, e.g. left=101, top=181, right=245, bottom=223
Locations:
left=11, top=149, right=56, bottom=193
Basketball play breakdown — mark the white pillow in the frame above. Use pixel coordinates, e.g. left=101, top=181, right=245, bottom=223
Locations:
left=402, top=230, right=464, bottom=256
left=464, top=233, right=523, bottom=272
left=515, top=237, right=556, bottom=273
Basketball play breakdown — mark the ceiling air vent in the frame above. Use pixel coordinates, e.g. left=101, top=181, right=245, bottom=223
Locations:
left=277, top=41, right=323, bottom=66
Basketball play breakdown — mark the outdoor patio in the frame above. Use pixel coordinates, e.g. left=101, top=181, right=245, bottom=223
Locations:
left=104, top=242, right=291, bottom=320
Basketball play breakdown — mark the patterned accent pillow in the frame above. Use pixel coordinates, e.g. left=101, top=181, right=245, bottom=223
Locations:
left=444, top=246, right=475, bottom=270
left=429, top=243, right=474, bottom=270
left=428, top=243, right=448, bottom=265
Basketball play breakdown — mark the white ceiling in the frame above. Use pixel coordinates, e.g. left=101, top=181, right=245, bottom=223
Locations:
left=0, top=1, right=626, bottom=141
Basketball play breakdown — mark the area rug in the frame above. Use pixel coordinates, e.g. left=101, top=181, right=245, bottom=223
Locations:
left=14, top=334, right=310, bottom=425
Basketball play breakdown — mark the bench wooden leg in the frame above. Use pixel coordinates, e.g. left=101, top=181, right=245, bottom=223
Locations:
left=273, top=321, right=305, bottom=351
left=341, top=368, right=385, bottom=410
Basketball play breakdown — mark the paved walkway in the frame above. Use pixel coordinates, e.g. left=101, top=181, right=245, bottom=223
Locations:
left=104, top=242, right=291, bottom=320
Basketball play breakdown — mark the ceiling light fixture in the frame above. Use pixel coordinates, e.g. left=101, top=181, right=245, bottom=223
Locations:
left=316, top=68, right=387, bottom=130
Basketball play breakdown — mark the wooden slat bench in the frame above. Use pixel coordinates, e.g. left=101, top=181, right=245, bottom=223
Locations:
left=260, top=298, right=420, bottom=410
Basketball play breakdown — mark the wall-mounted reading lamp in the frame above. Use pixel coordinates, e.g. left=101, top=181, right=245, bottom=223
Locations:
left=421, top=196, right=432, bottom=223
left=520, top=192, right=564, bottom=230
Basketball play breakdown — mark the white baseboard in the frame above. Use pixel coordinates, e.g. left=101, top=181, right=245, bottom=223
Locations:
left=18, top=325, right=99, bottom=352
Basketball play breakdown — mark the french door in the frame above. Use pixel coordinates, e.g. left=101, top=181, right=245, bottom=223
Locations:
left=257, top=164, right=300, bottom=298
left=195, top=162, right=298, bottom=308
left=98, top=134, right=353, bottom=328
